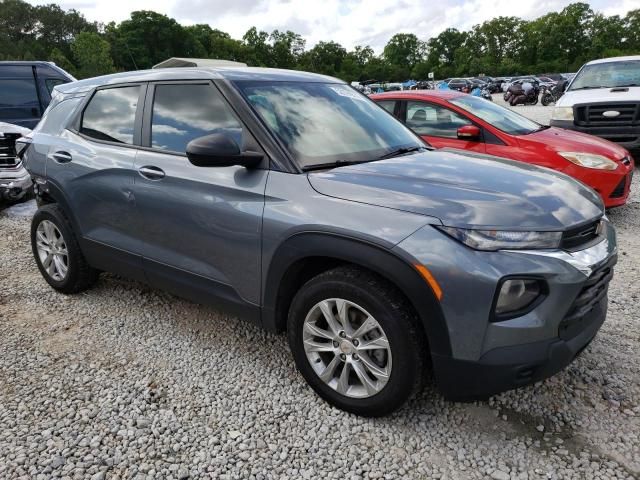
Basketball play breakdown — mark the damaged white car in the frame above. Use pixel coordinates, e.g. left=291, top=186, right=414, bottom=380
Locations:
left=0, top=122, right=32, bottom=202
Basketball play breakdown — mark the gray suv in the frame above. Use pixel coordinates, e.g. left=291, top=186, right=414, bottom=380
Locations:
left=19, top=68, right=617, bottom=416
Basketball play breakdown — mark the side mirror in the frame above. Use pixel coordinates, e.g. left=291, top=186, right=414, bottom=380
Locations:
left=457, top=125, right=481, bottom=141
left=186, top=132, right=263, bottom=168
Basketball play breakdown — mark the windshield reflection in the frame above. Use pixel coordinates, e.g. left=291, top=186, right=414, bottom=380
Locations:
left=237, top=81, right=422, bottom=168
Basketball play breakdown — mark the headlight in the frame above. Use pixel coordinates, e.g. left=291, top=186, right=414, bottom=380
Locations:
left=494, top=278, right=545, bottom=318
left=437, top=226, right=562, bottom=251
left=551, top=106, right=574, bottom=121
left=558, top=152, right=618, bottom=170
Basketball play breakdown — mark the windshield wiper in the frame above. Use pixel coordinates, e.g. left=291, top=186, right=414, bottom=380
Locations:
left=377, top=145, right=425, bottom=160
left=302, top=159, right=367, bottom=171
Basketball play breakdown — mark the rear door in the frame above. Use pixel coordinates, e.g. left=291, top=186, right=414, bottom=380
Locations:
left=403, top=100, right=486, bottom=153
left=45, top=84, right=146, bottom=280
left=132, top=81, right=268, bottom=306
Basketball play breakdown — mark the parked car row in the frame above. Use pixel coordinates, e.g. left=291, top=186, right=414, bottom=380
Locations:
left=3, top=52, right=635, bottom=417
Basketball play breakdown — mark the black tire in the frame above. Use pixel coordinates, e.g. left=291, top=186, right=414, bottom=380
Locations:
left=287, top=266, right=425, bottom=417
left=31, top=204, right=99, bottom=294
left=541, top=93, right=551, bottom=106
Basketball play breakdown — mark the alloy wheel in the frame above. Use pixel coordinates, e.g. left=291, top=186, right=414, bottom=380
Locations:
left=302, top=298, right=392, bottom=398
left=35, top=219, right=69, bottom=281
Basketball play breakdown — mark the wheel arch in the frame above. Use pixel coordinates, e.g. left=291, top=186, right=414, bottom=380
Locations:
left=35, top=179, right=81, bottom=231
left=262, top=232, right=452, bottom=357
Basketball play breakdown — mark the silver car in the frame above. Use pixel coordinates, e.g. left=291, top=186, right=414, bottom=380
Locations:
left=0, top=122, right=32, bottom=201
left=19, top=67, right=617, bottom=416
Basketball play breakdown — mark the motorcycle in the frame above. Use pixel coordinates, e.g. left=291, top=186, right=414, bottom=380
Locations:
left=540, top=84, right=564, bottom=106
left=481, top=87, right=493, bottom=101
left=505, top=82, right=540, bottom=106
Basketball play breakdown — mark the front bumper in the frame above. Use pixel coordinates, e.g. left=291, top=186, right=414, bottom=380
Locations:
left=550, top=119, right=640, bottom=151
left=395, top=218, right=617, bottom=400
left=433, top=266, right=609, bottom=400
left=0, top=165, right=32, bottom=200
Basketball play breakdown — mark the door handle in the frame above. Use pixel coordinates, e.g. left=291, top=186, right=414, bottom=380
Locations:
left=138, top=165, right=165, bottom=180
left=49, top=151, right=72, bottom=163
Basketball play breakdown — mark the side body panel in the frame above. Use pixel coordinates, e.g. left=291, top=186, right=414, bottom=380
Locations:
left=42, top=128, right=144, bottom=280
left=132, top=150, right=268, bottom=305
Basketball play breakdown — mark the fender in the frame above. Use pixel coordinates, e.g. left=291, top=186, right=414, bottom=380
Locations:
left=262, top=232, right=452, bottom=356
left=35, top=177, right=82, bottom=233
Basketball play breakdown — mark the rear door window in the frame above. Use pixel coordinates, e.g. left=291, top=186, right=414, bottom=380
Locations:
left=0, top=78, right=41, bottom=121
left=81, top=86, right=141, bottom=144
left=150, top=83, right=241, bottom=154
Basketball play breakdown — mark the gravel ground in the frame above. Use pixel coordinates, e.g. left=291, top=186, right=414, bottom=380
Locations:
left=1, top=106, right=639, bottom=479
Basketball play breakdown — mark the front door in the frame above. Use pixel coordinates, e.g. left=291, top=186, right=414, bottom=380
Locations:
left=132, top=81, right=268, bottom=307
left=405, top=100, right=486, bottom=153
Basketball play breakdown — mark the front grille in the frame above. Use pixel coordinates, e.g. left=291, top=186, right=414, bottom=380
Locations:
left=559, top=263, right=613, bottom=340
left=575, top=102, right=640, bottom=127
left=0, top=134, right=20, bottom=168
left=610, top=175, right=628, bottom=198
left=560, top=220, right=601, bottom=251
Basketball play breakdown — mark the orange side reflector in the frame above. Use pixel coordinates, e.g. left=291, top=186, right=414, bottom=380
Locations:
left=414, top=264, right=443, bottom=301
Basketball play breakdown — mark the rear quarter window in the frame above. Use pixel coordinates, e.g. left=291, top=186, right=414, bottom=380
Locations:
left=80, top=86, right=141, bottom=144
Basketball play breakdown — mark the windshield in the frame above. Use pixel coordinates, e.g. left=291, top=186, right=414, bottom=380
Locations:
left=570, top=60, right=640, bottom=90
left=449, top=95, right=540, bottom=135
left=236, top=81, right=423, bottom=169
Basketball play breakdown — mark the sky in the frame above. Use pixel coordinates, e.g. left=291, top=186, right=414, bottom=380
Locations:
left=29, top=0, right=640, bottom=52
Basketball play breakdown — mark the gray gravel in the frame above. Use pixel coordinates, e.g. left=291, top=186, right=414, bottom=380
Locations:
left=1, top=126, right=639, bottom=478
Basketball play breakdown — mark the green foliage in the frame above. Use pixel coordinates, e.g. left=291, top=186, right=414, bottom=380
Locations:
left=71, top=31, right=114, bottom=78
left=0, top=0, right=638, bottom=82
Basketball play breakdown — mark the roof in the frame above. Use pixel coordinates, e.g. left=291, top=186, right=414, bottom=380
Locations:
left=586, top=55, right=640, bottom=65
left=370, top=90, right=465, bottom=100
left=153, top=57, right=247, bottom=69
left=55, top=67, right=343, bottom=95
left=0, top=61, right=75, bottom=80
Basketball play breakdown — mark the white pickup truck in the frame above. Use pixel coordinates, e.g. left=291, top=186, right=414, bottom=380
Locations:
left=0, top=122, right=32, bottom=202
left=551, top=55, right=640, bottom=153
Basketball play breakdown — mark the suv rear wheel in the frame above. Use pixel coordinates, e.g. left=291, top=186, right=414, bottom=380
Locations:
left=31, top=204, right=99, bottom=293
left=287, top=266, right=425, bottom=416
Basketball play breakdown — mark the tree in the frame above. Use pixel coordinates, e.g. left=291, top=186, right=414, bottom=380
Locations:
left=105, top=11, right=202, bottom=70
left=71, top=31, right=114, bottom=78
left=426, top=28, right=468, bottom=78
left=383, top=33, right=425, bottom=78
left=299, top=41, right=347, bottom=76
left=49, top=47, right=75, bottom=75
left=243, top=27, right=272, bottom=66
left=270, top=30, right=305, bottom=69
left=0, top=0, right=638, bottom=82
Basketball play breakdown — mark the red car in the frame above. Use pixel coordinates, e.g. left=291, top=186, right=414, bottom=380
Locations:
left=371, top=90, right=634, bottom=208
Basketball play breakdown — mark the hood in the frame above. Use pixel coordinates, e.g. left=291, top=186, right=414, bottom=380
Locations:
left=308, top=150, right=603, bottom=230
left=0, top=122, right=31, bottom=137
left=557, top=86, right=640, bottom=106
left=523, top=126, right=628, bottom=160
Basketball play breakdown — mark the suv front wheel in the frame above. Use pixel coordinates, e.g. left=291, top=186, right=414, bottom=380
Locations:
left=287, top=266, right=425, bottom=416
